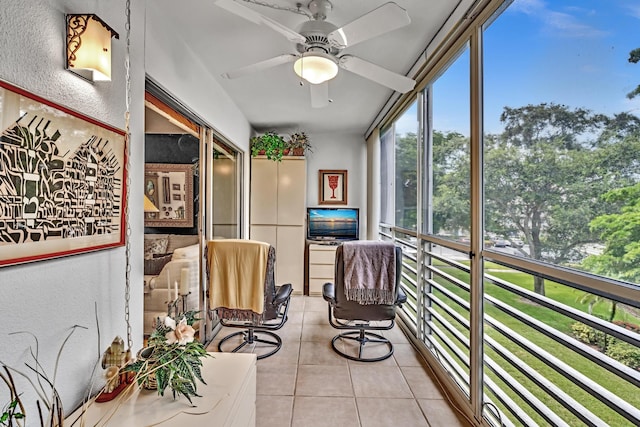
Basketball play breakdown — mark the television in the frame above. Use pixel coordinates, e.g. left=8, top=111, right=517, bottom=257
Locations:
left=307, top=207, right=359, bottom=241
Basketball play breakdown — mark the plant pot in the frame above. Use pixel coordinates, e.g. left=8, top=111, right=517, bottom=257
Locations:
left=283, top=148, right=290, bottom=156
left=293, top=148, right=304, bottom=156
left=136, top=347, right=158, bottom=390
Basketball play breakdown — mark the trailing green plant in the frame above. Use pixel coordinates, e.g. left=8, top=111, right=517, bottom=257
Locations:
left=123, top=311, right=210, bottom=403
left=0, top=367, right=25, bottom=427
left=250, top=131, right=287, bottom=161
left=0, top=397, right=24, bottom=427
left=0, top=325, right=88, bottom=427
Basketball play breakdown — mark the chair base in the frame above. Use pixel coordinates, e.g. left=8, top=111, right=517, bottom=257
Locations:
left=218, top=328, right=282, bottom=360
left=331, top=330, right=394, bottom=362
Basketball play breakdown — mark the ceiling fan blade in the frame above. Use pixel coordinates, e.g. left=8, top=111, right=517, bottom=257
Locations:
left=328, top=2, right=410, bottom=49
left=222, top=54, right=298, bottom=79
left=339, top=55, right=415, bottom=93
left=215, top=0, right=306, bottom=44
left=310, top=81, right=329, bottom=108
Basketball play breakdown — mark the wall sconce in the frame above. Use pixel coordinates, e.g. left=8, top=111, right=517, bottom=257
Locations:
left=66, top=14, right=119, bottom=81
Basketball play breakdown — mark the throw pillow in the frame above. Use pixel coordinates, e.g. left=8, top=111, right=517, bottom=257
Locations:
left=144, top=237, right=168, bottom=260
left=144, top=253, right=173, bottom=276
left=166, top=234, right=199, bottom=253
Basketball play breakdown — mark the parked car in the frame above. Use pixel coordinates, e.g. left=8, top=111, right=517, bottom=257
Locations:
left=494, top=239, right=511, bottom=248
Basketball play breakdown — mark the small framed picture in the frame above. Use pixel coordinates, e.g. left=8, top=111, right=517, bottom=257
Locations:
left=319, top=169, right=347, bottom=205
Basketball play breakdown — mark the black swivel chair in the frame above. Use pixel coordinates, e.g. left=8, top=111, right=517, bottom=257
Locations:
left=323, top=243, right=406, bottom=362
left=206, top=240, right=292, bottom=359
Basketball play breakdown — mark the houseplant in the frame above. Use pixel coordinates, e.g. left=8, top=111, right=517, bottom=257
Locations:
left=250, top=131, right=287, bottom=161
left=123, top=311, right=209, bottom=403
left=288, top=131, right=312, bottom=156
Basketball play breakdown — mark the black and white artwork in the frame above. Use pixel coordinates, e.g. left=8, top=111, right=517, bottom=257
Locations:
left=0, top=81, right=126, bottom=266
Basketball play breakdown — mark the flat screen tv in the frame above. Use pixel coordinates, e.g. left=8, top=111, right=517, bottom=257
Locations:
left=307, top=207, right=359, bottom=241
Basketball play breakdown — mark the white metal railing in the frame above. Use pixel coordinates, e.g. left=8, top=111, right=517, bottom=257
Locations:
left=380, top=224, right=640, bottom=427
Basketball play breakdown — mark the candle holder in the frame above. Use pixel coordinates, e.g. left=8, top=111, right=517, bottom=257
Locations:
left=179, top=292, right=191, bottom=314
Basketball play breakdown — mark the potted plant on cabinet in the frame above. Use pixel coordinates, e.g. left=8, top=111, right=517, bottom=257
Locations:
left=250, top=131, right=287, bottom=161
left=123, top=311, right=209, bottom=403
left=288, top=131, right=312, bottom=156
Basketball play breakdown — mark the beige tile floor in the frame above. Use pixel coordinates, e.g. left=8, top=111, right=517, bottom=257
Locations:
left=207, top=295, right=472, bottom=427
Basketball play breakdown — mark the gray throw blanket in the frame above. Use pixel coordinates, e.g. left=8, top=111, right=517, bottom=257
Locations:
left=343, top=241, right=396, bottom=305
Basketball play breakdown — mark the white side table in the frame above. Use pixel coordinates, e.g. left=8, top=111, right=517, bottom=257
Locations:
left=66, top=352, right=256, bottom=427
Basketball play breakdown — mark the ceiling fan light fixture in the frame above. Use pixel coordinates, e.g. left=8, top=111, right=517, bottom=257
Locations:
left=294, top=53, right=338, bottom=85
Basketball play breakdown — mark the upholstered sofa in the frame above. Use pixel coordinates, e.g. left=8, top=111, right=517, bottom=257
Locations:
left=143, top=234, right=200, bottom=335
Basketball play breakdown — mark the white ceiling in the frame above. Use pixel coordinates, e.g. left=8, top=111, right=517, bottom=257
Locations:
left=152, top=0, right=460, bottom=135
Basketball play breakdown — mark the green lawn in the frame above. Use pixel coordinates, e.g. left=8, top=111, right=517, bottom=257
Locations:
left=403, top=259, right=640, bottom=427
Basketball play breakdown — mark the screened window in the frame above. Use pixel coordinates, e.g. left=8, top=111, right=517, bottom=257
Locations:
left=483, top=0, right=640, bottom=287
left=395, top=102, right=419, bottom=231
left=429, top=45, right=471, bottom=241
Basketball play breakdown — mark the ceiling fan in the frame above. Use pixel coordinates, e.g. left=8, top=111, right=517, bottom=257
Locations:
left=215, top=0, right=416, bottom=108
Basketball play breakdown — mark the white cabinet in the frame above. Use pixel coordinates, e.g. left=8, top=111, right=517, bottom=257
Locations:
left=308, top=243, right=338, bottom=296
left=250, top=157, right=306, bottom=293
left=66, top=353, right=256, bottom=427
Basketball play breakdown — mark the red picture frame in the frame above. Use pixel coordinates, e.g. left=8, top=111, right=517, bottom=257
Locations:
left=0, top=80, right=127, bottom=267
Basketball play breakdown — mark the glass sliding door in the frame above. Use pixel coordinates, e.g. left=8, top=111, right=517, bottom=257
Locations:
left=211, top=140, right=240, bottom=239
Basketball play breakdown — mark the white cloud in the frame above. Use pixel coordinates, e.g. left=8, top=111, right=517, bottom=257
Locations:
left=510, top=0, right=546, bottom=15
left=510, top=0, right=607, bottom=38
left=544, top=11, right=608, bottom=38
left=626, top=3, right=640, bottom=19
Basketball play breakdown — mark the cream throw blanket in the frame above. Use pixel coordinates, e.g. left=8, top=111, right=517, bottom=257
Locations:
left=207, top=239, right=270, bottom=317
left=343, top=240, right=396, bottom=305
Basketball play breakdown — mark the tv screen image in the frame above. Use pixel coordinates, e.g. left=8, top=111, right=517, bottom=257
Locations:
left=307, top=208, right=359, bottom=241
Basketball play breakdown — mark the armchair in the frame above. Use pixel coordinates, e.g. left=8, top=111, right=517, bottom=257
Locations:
left=206, top=239, right=292, bottom=359
left=323, top=242, right=406, bottom=362
left=143, top=242, right=200, bottom=335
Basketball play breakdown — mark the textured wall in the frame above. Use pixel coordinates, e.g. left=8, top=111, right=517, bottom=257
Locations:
left=304, top=132, right=368, bottom=238
left=0, top=0, right=146, bottom=420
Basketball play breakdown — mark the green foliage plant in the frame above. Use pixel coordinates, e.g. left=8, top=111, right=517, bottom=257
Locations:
left=0, top=367, right=24, bottom=427
left=123, top=311, right=210, bottom=403
left=287, top=131, right=312, bottom=155
left=250, top=131, right=287, bottom=161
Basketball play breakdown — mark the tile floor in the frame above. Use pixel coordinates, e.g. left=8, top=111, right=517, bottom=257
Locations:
left=207, top=295, right=472, bottom=427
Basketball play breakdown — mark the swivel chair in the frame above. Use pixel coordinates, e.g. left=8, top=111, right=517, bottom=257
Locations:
left=206, top=239, right=292, bottom=359
left=323, top=242, right=406, bottom=362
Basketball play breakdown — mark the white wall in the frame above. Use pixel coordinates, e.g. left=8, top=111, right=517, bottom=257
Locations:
left=144, top=7, right=253, bottom=238
left=305, top=132, right=368, bottom=238
left=0, top=0, right=146, bottom=419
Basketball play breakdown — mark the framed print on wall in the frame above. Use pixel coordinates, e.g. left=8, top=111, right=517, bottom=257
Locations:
left=144, top=163, right=194, bottom=228
left=0, top=80, right=127, bottom=267
left=319, top=169, right=348, bottom=205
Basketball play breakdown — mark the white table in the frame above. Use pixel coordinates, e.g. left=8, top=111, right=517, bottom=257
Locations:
left=66, top=352, right=256, bottom=427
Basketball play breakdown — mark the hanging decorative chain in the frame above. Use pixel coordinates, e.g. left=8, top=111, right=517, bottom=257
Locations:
left=124, top=0, right=133, bottom=355
left=240, top=0, right=311, bottom=17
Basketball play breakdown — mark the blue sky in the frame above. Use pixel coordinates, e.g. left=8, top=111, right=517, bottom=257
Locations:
left=395, top=0, right=640, bottom=137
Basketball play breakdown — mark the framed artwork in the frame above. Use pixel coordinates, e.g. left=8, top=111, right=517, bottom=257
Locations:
left=144, top=163, right=193, bottom=228
left=319, top=169, right=348, bottom=205
left=0, top=80, right=126, bottom=267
